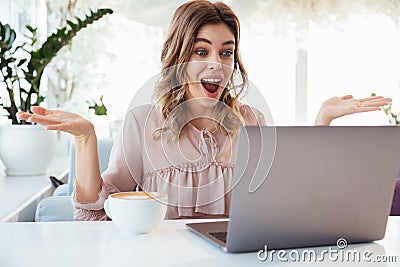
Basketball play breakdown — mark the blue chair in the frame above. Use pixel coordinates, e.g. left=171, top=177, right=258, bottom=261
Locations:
left=35, top=137, right=114, bottom=221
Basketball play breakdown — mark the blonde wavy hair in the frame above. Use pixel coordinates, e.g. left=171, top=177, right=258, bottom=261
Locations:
left=152, top=0, right=249, bottom=141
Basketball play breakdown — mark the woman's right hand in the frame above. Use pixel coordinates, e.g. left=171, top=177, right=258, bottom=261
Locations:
left=19, top=106, right=102, bottom=204
left=315, top=95, right=391, bottom=126
left=17, top=106, right=95, bottom=139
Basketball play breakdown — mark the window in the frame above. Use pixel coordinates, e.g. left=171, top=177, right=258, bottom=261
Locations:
left=308, top=15, right=400, bottom=125
left=37, top=1, right=400, bottom=127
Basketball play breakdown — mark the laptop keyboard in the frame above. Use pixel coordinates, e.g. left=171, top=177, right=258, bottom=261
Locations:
left=208, top=231, right=228, bottom=243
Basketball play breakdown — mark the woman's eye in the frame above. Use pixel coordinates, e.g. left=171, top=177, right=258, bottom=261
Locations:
left=195, top=50, right=207, bottom=56
left=221, top=50, right=233, bottom=57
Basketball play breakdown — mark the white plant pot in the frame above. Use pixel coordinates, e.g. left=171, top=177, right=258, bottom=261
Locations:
left=0, top=124, right=57, bottom=176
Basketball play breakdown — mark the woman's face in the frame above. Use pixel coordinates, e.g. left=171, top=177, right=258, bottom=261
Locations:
left=185, top=23, right=235, bottom=107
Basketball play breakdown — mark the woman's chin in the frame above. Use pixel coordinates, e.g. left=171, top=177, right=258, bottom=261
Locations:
left=195, top=97, right=220, bottom=108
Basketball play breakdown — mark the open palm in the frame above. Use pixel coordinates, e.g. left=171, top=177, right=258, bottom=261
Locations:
left=316, top=95, right=391, bottom=125
left=16, top=106, right=94, bottom=138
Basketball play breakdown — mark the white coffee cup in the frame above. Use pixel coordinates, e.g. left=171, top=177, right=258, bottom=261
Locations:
left=104, top=191, right=168, bottom=234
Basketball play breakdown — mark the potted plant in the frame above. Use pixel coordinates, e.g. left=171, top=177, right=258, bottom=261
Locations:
left=0, top=8, right=113, bottom=175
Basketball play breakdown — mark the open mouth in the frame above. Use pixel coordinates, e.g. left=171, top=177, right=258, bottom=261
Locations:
left=201, top=78, right=221, bottom=94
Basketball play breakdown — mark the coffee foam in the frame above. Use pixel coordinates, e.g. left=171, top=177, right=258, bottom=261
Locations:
left=111, top=191, right=165, bottom=200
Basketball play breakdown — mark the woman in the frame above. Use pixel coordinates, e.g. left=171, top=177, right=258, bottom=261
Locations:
left=17, top=1, right=390, bottom=220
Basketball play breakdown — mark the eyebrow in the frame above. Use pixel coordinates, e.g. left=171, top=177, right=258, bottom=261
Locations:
left=194, top=37, right=235, bottom=46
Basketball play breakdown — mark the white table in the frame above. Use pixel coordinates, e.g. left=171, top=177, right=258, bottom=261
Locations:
left=0, top=217, right=399, bottom=267
left=0, top=156, right=69, bottom=222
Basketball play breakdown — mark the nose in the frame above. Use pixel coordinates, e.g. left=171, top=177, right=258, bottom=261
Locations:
left=207, top=53, right=222, bottom=70
left=207, top=61, right=222, bottom=70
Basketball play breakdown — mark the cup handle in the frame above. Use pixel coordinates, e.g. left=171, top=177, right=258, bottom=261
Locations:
left=104, top=198, right=112, bottom=220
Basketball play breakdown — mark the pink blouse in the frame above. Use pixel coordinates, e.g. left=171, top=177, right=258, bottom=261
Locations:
left=72, top=104, right=265, bottom=220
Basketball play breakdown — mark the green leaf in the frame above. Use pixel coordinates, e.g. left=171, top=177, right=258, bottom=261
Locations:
left=0, top=23, right=16, bottom=49
left=66, top=20, right=78, bottom=31
left=17, top=58, right=27, bottom=67
left=25, top=25, right=37, bottom=33
left=34, top=96, right=45, bottom=106
left=89, top=95, right=108, bottom=116
left=3, top=25, right=10, bottom=43
left=7, top=27, right=16, bottom=46
left=40, top=43, right=55, bottom=58
left=77, top=18, right=83, bottom=27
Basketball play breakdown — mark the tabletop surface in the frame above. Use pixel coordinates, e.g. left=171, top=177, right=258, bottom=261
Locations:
left=0, top=217, right=399, bottom=267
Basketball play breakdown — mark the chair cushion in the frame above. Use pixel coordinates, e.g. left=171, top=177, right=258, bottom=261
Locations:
left=35, top=196, right=74, bottom=222
left=53, top=184, right=69, bottom=196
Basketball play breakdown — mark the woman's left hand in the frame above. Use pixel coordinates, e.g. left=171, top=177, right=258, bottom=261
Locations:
left=315, top=95, right=392, bottom=125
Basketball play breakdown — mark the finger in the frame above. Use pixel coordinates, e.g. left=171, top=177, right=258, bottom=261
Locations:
left=16, top=112, right=32, bottom=120
left=360, top=99, right=392, bottom=107
left=359, top=96, right=383, bottom=101
left=359, top=96, right=388, bottom=102
left=355, top=107, right=380, bottom=113
left=26, top=115, right=62, bottom=125
left=30, top=106, right=47, bottom=115
left=341, top=95, right=353, bottom=100
left=31, top=106, right=57, bottom=116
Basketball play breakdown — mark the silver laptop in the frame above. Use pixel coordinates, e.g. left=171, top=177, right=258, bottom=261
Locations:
left=186, top=126, right=400, bottom=253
